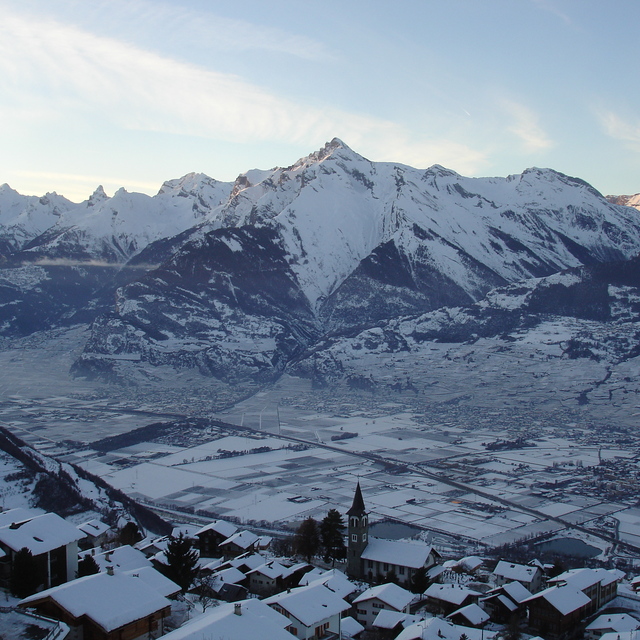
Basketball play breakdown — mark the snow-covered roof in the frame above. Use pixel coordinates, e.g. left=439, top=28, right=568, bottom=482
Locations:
left=0, top=513, right=84, bottom=554
left=158, top=598, right=295, bottom=640
left=195, top=519, right=238, bottom=539
left=600, top=631, right=640, bottom=640
left=19, top=572, right=171, bottom=633
left=361, top=537, right=435, bottom=569
left=447, top=603, right=489, bottom=626
left=373, top=610, right=420, bottom=630
left=228, top=553, right=267, bottom=571
left=501, top=580, right=532, bottom=603
left=0, top=508, right=43, bottom=529
left=264, top=583, right=350, bottom=627
left=248, top=560, right=288, bottom=580
left=354, top=582, right=414, bottom=611
left=396, top=616, right=497, bottom=640
left=424, top=583, right=481, bottom=605
left=549, top=567, right=624, bottom=590
left=341, top=615, right=365, bottom=638
left=524, top=585, right=591, bottom=615
left=459, top=556, right=484, bottom=572
left=493, top=560, right=540, bottom=583
left=77, top=519, right=110, bottom=538
left=212, top=566, right=247, bottom=585
left=495, top=594, right=518, bottom=612
left=93, top=545, right=152, bottom=573
left=123, top=566, right=180, bottom=598
left=303, top=568, right=357, bottom=600
left=220, top=530, right=259, bottom=550
left=586, top=614, right=640, bottom=633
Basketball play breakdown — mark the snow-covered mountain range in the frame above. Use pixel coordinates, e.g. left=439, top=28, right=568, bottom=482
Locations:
left=2, top=139, right=639, bottom=384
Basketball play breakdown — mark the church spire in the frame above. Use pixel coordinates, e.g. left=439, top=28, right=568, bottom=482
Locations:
left=347, top=481, right=366, bottom=516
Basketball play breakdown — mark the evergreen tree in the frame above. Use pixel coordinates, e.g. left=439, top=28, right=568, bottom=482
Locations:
left=163, top=533, right=199, bottom=592
left=294, top=517, right=320, bottom=562
left=119, top=521, right=143, bottom=546
left=77, top=554, right=100, bottom=578
left=320, top=509, right=346, bottom=565
left=11, top=547, right=39, bottom=598
left=409, top=566, right=429, bottom=594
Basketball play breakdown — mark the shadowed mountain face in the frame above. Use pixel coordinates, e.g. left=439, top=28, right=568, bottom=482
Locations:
left=2, top=140, right=640, bottom=382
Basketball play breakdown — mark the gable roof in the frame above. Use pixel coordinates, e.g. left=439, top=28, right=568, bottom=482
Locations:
left=353, top=582, right=414, bottom=611
left=361, top=538, right=436, bottom=569
left=501, top=580, right=532, bottom=603
left=524, top=585, right=591, bottom=615
left=396, top=616, right=497, bottom=640
left=264, top=583, right=350, bottom=627
left=19, top=572, right=171, bottom=632
left=159, top=598, right=296, bottom=640
left=424, top=583, right=481, bottom=605
left=123, top=566, right=180, bottom=598
left=373, top=610, right=419, bottom=630
left=548, top=567, right=624, bottom=590
left=93, top=545, right=152, bottom=573
left=220, top=530, right=259, bottom=550
left=586, top=614, right=640, bottom=633
left=494, top=560, right=540, bottom=583
left=447, top=603, right=489, bottom=626
left=302, top=568, right=357, bottom=599
left=76, top=519, right=110, bottom=538
left=195, top=519, right=238, bottom=539
left=0, top=513, right=84, bottom=554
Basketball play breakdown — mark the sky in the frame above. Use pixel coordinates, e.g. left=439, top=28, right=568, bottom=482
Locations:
left=1, top=0, right=639, bottom=202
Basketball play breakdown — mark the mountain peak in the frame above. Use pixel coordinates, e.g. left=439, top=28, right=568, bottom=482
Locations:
left=88, top=185, right=109, bottom=207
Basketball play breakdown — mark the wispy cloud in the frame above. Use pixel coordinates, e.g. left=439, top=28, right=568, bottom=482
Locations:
left=499, top=99, right=553, bottom=153
left=30, top=258, right=160, bottom=269
left=530, top=0, right=576, bottom=28
left=596, top=109, right=640, bottom=151
left=0, top=9, right=487, bottom=180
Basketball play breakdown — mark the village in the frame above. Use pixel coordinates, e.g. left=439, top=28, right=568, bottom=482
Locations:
left=3, top=483, right=640, bottom=640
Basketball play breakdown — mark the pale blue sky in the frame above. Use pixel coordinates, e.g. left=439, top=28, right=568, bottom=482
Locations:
left=1, top=0, right=639, bottom=201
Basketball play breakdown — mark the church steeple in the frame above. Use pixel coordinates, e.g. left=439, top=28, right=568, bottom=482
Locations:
left=346, top=482, right=368, bottom=579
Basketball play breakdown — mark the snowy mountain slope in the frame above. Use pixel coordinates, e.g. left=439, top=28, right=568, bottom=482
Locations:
left=289, top=257, right=640, bottom=392
left=72, top=140, right=640, bottom=382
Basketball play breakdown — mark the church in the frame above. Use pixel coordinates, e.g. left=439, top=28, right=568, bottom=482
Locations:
left=346, top=482, right=440, bottom=587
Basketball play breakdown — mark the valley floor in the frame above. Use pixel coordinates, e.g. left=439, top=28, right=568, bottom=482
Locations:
left=1, top=325, right=639, bottom=563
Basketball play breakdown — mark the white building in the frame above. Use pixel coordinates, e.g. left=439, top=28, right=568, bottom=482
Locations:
left=353, top=582, right=415, bottom=628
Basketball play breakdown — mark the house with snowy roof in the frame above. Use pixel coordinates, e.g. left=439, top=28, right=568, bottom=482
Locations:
left=524, top=584, right=592, bottom=638
left=395, top=615, right=498, bottom=640
left=372, top=610, right=421, bottom=639
left=547, top=567, right=622, bottom=615
left=93, top=544, right=153, bottom=573
left=77, top=519, right=111, bottom=550
left=220, top=530, right=260, bottom=558
left=493, top=560, right=543, bottom=593
left=18, top=570, right=173, bottom=640
left=0, top=511, right=84, bottom=589
left=264, top=581, right=351, bottom=640
left=353, top=582, right=415, bottom=628
left=585, top=613, right=640, bottom=640
left=446, top=602, right=489, bottom=628
left=195, top=519, right=238, bottom=557
left=300, top=568, right=358, bottom=601
left=424, top=583, right=482, bottom=615
left=247, top=560, right=312, bottom=596
left=341, top=615, right=365, bottom=639
left=346, top=483, right=440, bottom=587
left=159, top=599, right=298, bottom=640
left=481, top=580, right=531, bottom=622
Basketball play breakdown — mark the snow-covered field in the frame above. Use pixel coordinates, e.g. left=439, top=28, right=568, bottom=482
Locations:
left=0, top=325, right=638, bottom=557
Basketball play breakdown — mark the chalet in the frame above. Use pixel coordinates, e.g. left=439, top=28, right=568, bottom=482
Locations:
left=446, top=603, right=489, bottom=628
left=481, top=581, right=531, bottom=622
left=93, top=545, right=152, bottom=573
left=353, top=582, right=415, bottom=628
left=0, top=511, right=84, bottom=589
left=77, top=519, right=111, bottom=550
left=247, top=560, right=311, bottom=596
left=585, top=614, right=640, bottom=640
left=371, top=610, right=420, bottom=640
left=19, top=571, right=173, bottom=640
left=265, top=582, right=351, bottom=640
left=524, top=584, right=591, bottom=638
left=220, top=530, right=260, bottom=558
left=424, top=583, right=481, bottom=615
left=346, top=483, right=440, bottom=587
left=300, top=568, right=358, bottom=601
left=143, top=599, right=297, bottom=640
left=195, top=519, right=238, bottom=557
left=341, top=616, right=365, bottom=639
left=395, top=616, right=498, bottom=640
left=547, top=568, right=622, bottom=615
left=493, top=560, right=543, bottom=593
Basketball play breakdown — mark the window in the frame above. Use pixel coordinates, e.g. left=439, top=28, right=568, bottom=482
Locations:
left=351, top=534, right=357, bottom=542
left=362, top=533, right=367, bottom=541
left=357, top=608, right=367, bottom=615
left=399, top=566, right=405, bottom=575
left=373, top=602, right=385, bottom=609
left=383, top=563, right=389, bottom=572
left=367, top=560, right=373, bottom=569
